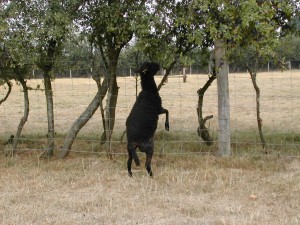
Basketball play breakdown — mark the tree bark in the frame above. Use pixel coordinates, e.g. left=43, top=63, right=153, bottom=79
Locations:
left=60, top=76, right=108, bottom=158
left=6, top=78, right=29, bottom=156
left=43, top=73, right=55, bottom=157
left=246, top=65, right=267, bottom=151
left=0, top=80, right=12, bottom=105
left=98, top=48, right=120, bottom=158
left=197, top=74, right=216, bottom=145
left=37, top=38, right=59, bottom=158
left=103, top=76, right=119, bottom=158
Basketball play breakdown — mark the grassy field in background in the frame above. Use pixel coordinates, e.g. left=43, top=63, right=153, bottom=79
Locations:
left=0, top=70, right=299, bottom=155
left=0, top=71, right=299, bottom=224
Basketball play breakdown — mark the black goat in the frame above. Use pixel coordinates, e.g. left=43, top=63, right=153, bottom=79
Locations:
left=126, top=62, right=169, bottom=177
left=5, top=135, right=14, bottom=145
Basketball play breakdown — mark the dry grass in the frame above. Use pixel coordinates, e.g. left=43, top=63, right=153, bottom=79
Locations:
left=0, top=154, right=299, bottom=225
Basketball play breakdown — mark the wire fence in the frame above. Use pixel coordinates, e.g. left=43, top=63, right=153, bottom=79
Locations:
left=0, top=64, right=299, bottom=157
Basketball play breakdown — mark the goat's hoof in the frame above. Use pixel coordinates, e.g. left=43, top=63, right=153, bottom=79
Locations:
left=165, top=124, right=169, bottom=131
left=128, top=172, right=133, bottom=177
left=149, top=171, right=153, bottom=177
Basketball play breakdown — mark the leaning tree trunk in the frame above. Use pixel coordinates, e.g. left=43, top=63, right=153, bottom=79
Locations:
left=43, top=72, right=55, bottom=157
left=197, top=74, right=216, bottom=145
left=59, top=76, right=108, bottom=158
left=246, top=65, right=267, bottom=151
left=6, top=78, right=29, bottom=156
left=0, top=80, right=12, bottom=105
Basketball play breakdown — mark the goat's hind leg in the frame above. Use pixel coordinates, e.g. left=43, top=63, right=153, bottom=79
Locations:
left=139, top=140, right=154, bottom=177
left=145, top=151, right=154, bottom=177
left=127, top=142, right=140, bottom=177
left=127, top=151, right=133, bottom=177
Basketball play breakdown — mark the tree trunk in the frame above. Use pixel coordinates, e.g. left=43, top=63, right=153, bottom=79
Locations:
left=6, top=78, right=29, bottom=156
left=60, top=76, right=109, bottom=158
left=104, top=77, right=119, bottom=158
left=0, top=80, right=12, bottom=105
left=183, top=67, right=187, bottom=83
left=246, top=65, right=267, bottom=151
left=197, top=75, right=216, bottom=145
left=215, top=40, right=231, bottom=156
left=43, top=73, right=55, bottom=157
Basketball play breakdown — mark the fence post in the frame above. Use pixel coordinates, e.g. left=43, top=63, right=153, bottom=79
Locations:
left=183, top=67, right=187, bottom=83
left=215, top=40, right=231, bottom=156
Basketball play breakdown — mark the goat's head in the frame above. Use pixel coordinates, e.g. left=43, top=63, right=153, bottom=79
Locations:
left=134, top=62, right=160, bottom=76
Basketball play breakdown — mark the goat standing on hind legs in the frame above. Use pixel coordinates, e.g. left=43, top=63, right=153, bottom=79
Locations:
left=126, top=62, right=169, bottom=177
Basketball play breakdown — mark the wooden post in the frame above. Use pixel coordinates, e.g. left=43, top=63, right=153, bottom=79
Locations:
left=183, top=67, right=187, bottom=83
left=215, top=40, right=231, bottom=156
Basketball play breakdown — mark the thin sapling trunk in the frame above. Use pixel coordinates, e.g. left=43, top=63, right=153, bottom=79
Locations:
left=246, top=64, right=267, bottom=151
left=43, top=73, right=55, bottom=157
left=197, top=74, right=216, bottom=145
left=6, top=78, right=29, bottom=156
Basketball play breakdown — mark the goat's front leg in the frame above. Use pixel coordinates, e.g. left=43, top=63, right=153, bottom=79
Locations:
left=160, top=107, right=169, bottom=131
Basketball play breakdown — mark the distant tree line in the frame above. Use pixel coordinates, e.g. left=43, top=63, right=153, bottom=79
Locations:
left=32, top=33, right=300, bottom=78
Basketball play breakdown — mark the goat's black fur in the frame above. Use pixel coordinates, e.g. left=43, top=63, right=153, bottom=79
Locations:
left=126, top=62, right=169, bottom=177
left=5, top=135, right=14, bottom=145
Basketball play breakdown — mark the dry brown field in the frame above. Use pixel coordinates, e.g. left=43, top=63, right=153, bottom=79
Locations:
left=0, top=71, right=299, bottom=224
left=1, top=70, right=300, bottom=134
left=1, top=70, right=300, bottom=154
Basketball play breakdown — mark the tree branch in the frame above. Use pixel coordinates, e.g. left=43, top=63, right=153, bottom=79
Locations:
left=0, top=80, right=13, bottom=105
